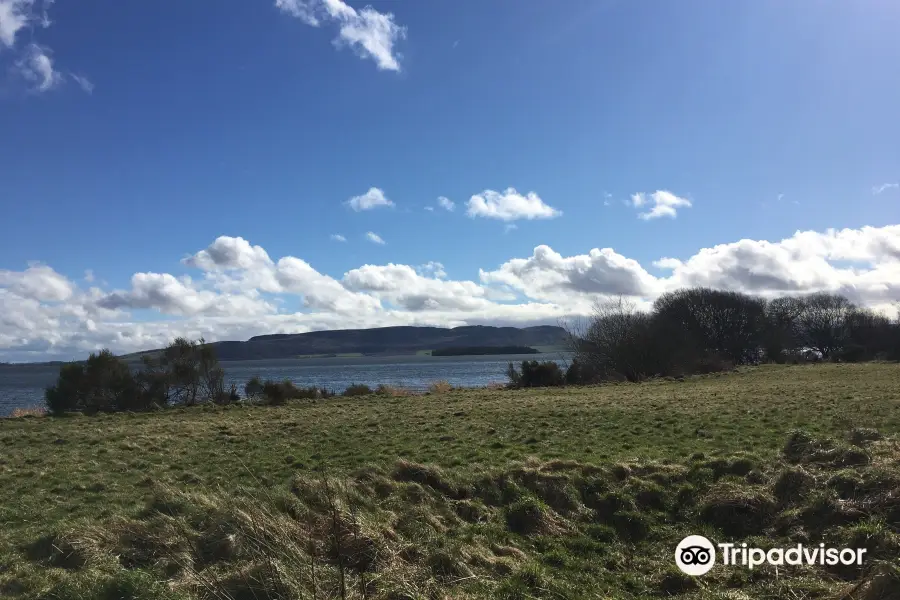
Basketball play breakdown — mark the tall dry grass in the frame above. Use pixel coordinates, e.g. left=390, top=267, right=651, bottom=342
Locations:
left=8, top=406, right=47, bottom=418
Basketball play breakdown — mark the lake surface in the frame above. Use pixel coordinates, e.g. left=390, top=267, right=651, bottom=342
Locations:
left=0, top=353, right=572, bottom=416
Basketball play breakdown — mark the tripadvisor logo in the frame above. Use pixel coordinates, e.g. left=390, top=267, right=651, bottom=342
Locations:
left=675, top=535, right=716, bottom=576
left=675, top=535, right=867, bottom=576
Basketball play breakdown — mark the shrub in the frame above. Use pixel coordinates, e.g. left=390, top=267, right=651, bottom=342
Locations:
left=260, top=379, right=330, bottom=404
left=45, top=362, right=87, bottom=414
left=342, top=383, right=373, bottom=397
left=244, top=375, right=264, bottom=398
left=564, top=359, right=601, bottom=385
left=507, top=360, right=565, bottom=388
left=213, top=384, right=240, bottom=405
left=261, top=380, right=289, bottom=405
left=45, top=351, right=139, bottom=414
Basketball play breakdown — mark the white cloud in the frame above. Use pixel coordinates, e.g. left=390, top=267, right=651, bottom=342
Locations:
left=83, top=269, right=95, bottom=283
left=0, top=0, right=33, bottom=48
left=97, top=273, right=276, bottom=318
left=873, top=183, right=899, bottom=195
left=344, top=263, right=492, bottom=311
left=275, top=0, right=406, bottom=72
left=480, top=245, right=659, bottom=308
left=1, top=2, right=80, bottom=95
left=275, top=256, right=382, bottom=313
left=346, top=187, right=394, bottom=211
left=437, top=196, right=455, bottom=211
left=15, top=43, right=61, bottom=91
left=466, top=188, right=561, bottom=221
left=0, top=264, right=74, bottom=302
left=365, top=231, right=385, bottom=245
left=424, top=206, right=434, bottom=212
left=4, top=225, right=900, bottom=361
left=630, top=190, right=692, bottom=220
left=184, top=235, right=275, bottom=272
left=330, top=233, right=347, bottom=242
left=70, top=73, right=93, bottom=94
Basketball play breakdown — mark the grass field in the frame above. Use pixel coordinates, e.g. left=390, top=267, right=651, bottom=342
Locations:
left=1, top=363, right=899, bottom=599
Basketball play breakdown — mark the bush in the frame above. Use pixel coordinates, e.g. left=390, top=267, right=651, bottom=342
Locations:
left=562, top=288, right=899, bottom=384
left=244, top=375, right=264, bottom=398
left=343, top=383, right=373, bottom=397
left=507, top=361, right=565, bottom=388
left=262, top=380, right=289, bottom=405
left=213, top=384, right=241, bottom=405
left=45, top=351, right=139, bottom=414
left=564, top=359, right=601, bottom=385
left=261, top=379, right=331, bottom=404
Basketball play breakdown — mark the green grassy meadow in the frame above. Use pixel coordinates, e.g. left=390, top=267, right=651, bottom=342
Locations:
left=1, top=363, right=899, bottom=599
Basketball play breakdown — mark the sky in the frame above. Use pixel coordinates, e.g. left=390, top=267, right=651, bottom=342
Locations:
left=1, top=0, right=899, bottom=361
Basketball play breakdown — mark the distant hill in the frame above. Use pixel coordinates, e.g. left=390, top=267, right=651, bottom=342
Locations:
left=431, top=345, right=540, bottom=357
left=216, top=325, right=567, bottom=361
left=115, top=325, right=568, bottom=362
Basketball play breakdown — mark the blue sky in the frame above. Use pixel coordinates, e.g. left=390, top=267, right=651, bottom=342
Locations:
left=1, top=0, right=899, bottom=360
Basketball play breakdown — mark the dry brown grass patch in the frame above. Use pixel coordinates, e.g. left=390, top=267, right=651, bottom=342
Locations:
left=428, top=380, right=453, bottom=394
left=8, top=406, right=46, bottom=418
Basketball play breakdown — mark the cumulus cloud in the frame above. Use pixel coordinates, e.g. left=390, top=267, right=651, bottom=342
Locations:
left=346, top=187, right=394, bottom=211
left=437, top=196, right=455, bottom=211
left=3, top=225, right=900, bottom=361
left=0, top=264, right=74, bottom=302
left=480, top=245, right=659, bottom=308
left=631, top=190, right=692, bottom=220
left=365, top=231, right=386, bottom=245
left=184, top=235, right=274, bottom=272
left=276, top=256, right=382, bottom=313
left=657, top=226, right=900, bottom=302
left=873, top=183, right=899, bottom=195
left=466, top=188, right=561, bottom=221
left=330, top=234, right=347, bottom=242
left=344, top=263, right=492, bottom=311
left=97, top=273, right=276, bottom=318
left=275, top=0, right=406, bottom=71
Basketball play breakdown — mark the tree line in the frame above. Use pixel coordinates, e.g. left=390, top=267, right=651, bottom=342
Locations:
left=44, top=340, right=415, bottom=414
left=45, top=338, right=240, bottom=413
left=557, top=288, right=900, bottom=385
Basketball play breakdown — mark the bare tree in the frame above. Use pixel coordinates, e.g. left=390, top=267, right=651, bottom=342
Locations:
left=565, top=297, right=657, bottom=382
left=763, top=296, right=804, bottom=362
left=796, top=293, right=855, bottom=358
left=653, top=288, right=767, bottom=364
